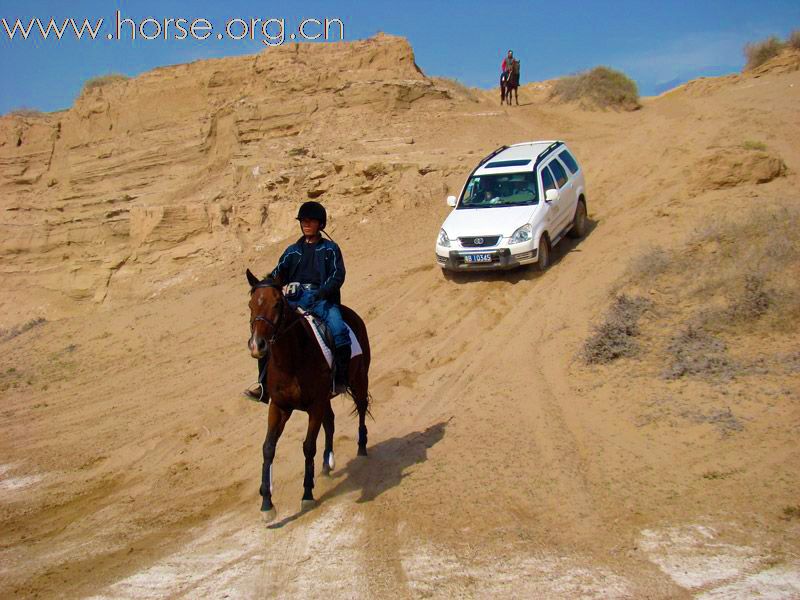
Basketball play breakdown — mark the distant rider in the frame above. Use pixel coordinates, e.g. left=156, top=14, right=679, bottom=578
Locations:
left=501, top=49, right=515, bottom=86
left=244, top=201, right=351, bottom=402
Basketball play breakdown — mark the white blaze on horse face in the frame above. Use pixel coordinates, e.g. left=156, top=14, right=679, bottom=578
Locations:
left=257, top=296, right=263, bottom=306
left=248, top=331, right=257, bottom=355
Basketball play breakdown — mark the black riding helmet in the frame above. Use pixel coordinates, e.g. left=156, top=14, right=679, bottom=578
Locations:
left=296, top=201, right=327, bottom=230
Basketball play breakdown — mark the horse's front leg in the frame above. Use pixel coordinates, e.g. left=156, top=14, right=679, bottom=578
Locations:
left=261, top=403, right=290, bottom=522
left=321, top=403, right=335, bottom=477
left=301, top=408, right=323, bottom=509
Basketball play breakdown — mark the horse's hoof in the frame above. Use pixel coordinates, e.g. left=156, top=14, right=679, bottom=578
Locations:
left=321, top=466, right=332, bottom=477
left=300, top=499, right=317, bottom=511
left=357, top=446, right=368, bottom=457
left=261, top=507, right=277, bottom=523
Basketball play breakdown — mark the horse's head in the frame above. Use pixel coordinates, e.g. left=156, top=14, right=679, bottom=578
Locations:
left=246, top=269, right=285, bottom=359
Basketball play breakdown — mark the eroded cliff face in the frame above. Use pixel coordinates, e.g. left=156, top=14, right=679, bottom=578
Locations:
left=0, top=34, right=458, bottom=322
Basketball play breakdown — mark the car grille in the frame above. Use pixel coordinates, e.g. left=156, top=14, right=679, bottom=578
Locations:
left=459, top=235, right=501, bottom=247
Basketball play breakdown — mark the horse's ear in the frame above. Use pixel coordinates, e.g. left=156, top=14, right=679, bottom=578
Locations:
left=246, top=269, right=260, bottom=288
left=271, top=272, right=285, bottom=288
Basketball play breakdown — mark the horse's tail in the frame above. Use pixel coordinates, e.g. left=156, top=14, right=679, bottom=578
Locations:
left=340, top=305, right=372, bottom=417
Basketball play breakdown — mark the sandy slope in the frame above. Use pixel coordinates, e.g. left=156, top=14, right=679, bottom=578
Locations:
left=1, top=37, right=799, bottom=598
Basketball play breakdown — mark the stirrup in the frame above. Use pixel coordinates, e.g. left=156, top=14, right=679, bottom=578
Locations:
left=243, top=383, right=268, bottom=404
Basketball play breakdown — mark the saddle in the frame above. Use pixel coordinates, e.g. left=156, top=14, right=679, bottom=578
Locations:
left=296, top=308, right=363, bottom=369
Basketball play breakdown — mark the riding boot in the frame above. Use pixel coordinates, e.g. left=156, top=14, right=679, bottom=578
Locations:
left=243, top=355, right=270, bottom=404
left=333, top=345, right=351, bottom=395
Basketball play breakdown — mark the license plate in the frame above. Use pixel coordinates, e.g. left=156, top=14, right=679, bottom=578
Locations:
left=465, top=253, right=492, bottom=263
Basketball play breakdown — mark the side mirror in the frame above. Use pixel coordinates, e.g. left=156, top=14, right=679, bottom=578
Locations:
left=545, top=189, right=559, bottom=203
left=446, top=195, right=457, bottom=207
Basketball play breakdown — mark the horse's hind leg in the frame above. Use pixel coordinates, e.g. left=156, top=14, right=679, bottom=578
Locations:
left=261, top=404, right=290, bottom=521
left=301, top=408, right=323, bottom=509
left=321, top=403, right=335, bottom=477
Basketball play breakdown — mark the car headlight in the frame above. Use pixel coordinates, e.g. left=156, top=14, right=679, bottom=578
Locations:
left=509, top=223, right=532, bottom=244
left=438, top=229, right=451, bottom=247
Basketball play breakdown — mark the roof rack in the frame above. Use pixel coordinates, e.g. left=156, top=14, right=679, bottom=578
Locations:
left=536, top=140, right=563, bottom=162
left=477, top=144, right=509, bottom=167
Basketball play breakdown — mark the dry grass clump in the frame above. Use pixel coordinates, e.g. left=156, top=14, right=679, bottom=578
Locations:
left=82, top=73, right=129, bottom=93
left=582, top=295, right=651, bottom=364
left=432, top=77, right=480, bottom=102
left=744, top=36, right=785, bottom=70
left=1, top=317, right=46, bottom=342
left=550, top=66, right=640, bottom=111
left=742, top=140, right=767, bottom=151
left=6, top=107, right=44, bottom=118
left=790, top=30, right=800, bottom=50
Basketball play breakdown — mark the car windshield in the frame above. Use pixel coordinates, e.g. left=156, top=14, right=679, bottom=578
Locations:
left=458, top=171, right=538, bottom=209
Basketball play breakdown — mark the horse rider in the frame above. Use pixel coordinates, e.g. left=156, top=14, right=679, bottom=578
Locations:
left=244, top=201, right=351, bottom=403
left=501, top=49, right=514, bottom=87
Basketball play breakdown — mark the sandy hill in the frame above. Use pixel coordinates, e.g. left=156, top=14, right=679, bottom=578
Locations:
left=1, top=35, right=799, bottom=598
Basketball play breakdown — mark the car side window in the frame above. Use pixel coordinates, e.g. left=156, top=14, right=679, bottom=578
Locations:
left=559, top=150, right=579, bottom=174
left=541, top=166, right=556, bottom=193
left=549, top=159, right=569, bottom=188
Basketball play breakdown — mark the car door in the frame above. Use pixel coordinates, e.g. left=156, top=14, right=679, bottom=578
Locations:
left=539, top=164, right=560, bottom=234
left=547, top=157, right=575, bottom=235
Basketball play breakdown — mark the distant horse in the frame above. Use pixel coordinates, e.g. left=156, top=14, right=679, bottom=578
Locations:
left=246, top=269, right=371, bottom=521
left=501, top=60, right=520, bottom=106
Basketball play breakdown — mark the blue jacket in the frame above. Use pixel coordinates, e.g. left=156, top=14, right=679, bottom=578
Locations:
left=269, top=237, right=346, bottom=304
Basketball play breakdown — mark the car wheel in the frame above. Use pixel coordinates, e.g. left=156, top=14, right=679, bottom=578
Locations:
left=536, top=236, right=550, bottom=272
left=568, top=200, right=587, bottom=239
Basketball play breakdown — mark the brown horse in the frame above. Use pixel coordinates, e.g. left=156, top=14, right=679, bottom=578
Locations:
left=501, top=60, right=520, bottom=106
left=246, top=269, right=371, bottom=521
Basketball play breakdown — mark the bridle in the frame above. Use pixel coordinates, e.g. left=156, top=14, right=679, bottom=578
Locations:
left=249, top=281, right=305, bottom=347
left=249, top=282, right=287, bottom=347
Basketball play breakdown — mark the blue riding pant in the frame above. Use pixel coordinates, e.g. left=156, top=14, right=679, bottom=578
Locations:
left=294, top=289, right=350, bottom=349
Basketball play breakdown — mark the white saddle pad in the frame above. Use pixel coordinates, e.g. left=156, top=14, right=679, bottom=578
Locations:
left=300, top=310, right=363, bottom=369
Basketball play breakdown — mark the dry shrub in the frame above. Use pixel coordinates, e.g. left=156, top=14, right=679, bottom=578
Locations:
left=727, top=275, right=771, bottom=321
left=635, top=205, right=800, bottom=334
left=663, top=325, right=734, bottom=380
left=582, top=295, right=651, bottom=364
left=691, top=206, right=800, bottom=330
left=82, top=73, right=129, bottom=93
left=432, top=77, right=480, bottom=102
left=602, top=204, right=800, bottom=380
left=550, top=66, right=640, bottom=111
left=789, top=30, right=800, bottom=51
left=627, top=246, right=670, bottom=281
left=744, top=36, right=785, bottom=70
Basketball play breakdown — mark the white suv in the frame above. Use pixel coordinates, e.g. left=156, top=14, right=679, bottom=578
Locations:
left=435, top=141, right=588, bottom=273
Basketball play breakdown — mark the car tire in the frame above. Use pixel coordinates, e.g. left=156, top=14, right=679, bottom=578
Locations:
left=536, top=236, right=550, bottom=272
left=567, top=199, right=588, bottom=239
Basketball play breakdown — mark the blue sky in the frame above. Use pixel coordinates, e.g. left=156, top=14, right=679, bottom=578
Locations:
left=1, top=0, right=799, bottom=114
